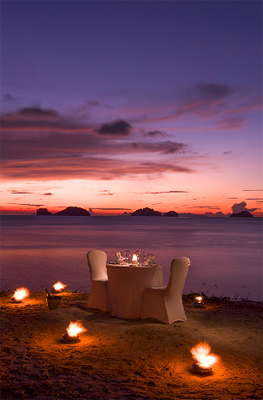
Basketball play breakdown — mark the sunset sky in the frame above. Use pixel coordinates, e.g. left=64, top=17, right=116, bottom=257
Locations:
left=1, top=1, right=262, bottom=216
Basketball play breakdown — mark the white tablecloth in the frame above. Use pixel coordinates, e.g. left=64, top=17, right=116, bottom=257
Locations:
left=106, top=264, right=164, bottom=319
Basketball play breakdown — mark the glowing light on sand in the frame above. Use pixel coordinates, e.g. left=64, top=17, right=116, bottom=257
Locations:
left=66, top=321, right=87, bottom=338
left=193, top=295, right=204, bottom=307
left=13, top=287, right=30, bottom=301
left=53, top=281, right=66, bottom=291
left=191, top=342, right=218, bottom=369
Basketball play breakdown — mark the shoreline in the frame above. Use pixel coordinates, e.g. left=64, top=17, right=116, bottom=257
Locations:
left=1, top=292, right=262, bottom=399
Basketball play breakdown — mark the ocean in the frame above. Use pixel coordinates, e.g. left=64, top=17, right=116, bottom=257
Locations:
left=1, top=216, right=262, bottom=301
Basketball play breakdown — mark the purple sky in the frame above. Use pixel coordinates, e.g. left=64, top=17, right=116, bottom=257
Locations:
left=1, top=1, right=262, bottom=215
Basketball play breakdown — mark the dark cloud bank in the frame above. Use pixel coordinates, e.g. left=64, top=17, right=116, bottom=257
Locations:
left=1, top=107, right=192, bottom=180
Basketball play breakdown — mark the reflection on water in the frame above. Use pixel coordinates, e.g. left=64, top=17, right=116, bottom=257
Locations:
left=1, top=216, right=262, bottom=301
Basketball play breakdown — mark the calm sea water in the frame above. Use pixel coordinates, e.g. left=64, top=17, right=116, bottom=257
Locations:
left=1, top=216, right=262, bottom=301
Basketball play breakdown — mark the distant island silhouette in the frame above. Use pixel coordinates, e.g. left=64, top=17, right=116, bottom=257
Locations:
left=36, top=206, right=256, bottom=218
left=230, top=211, right=254, bottom=218
left=37, top=207, right=90, bottom=216
left=131, top=207, right=162, bottom=216
left=36, top=208, right=53, bottom=215
left=163, top=211, right=178, bottom=217
left=131, top=208, right=179, bottom=217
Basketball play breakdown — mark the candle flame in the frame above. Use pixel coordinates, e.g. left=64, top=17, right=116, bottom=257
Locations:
left=191, top=342, right=218, bottom=369
left=66, top=321, right=87, bottom=338
left=13, top=287, right=30, bottom=301
left=53, top=281, right=66, bottom=291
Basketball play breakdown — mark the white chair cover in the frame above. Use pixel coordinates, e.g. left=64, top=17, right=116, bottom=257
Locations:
left=141, top=257, right=190, bottom=324
left=86, top=250, right=112, bottom=312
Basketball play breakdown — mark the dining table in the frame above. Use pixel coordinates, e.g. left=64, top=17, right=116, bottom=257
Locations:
left=106, top=263, right=164, bottom=319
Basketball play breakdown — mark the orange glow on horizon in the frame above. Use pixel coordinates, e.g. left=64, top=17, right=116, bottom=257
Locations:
left=1, top=204, right=262, bottom=217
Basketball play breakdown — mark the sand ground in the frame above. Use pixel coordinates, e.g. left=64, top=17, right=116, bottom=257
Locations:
left=1, top=292, right=262, bottom=400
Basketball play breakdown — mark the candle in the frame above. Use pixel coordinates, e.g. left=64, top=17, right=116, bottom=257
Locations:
left=132, top=254, right=138, bottom=265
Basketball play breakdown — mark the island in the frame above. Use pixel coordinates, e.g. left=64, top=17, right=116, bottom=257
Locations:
left=162, top=211, right=178, bottom=217
left=37, top=207, right=90, bottom=216
left=131, top=207, right=162, bottom=216
left=230, top=211, right=254, bottom=218
left=36, top=208, right=52, bottom=215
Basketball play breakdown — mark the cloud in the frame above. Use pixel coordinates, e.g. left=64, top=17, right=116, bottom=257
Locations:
left=97, top=119, right=131, bottom=136
left=176, top=83, right=236, bottom=117
left=125, top=141, right=187, bottom=155
left=167, top=83, right=261, bottom=130
left=11, top=190, right=33, bottom=194
left=145, top=130, right=166, bottom=137
left=4, top=94, right=18, bottom=102
left=245, top=198, right=263, bottom=201
left=92, top=207, right=131, bottom=211
left=223, top=151, right=232, bottom=155
left=1, top=107, right=193, bottom=181
left=19, top=107, right=58, bottom=118
left=218, top=116, right=244, bottom=130
left=242, top=189, right=263, bottom=192
left=162, top=142, right=186, bottom=154
left=1, top=106, right=91, bottom=132
left=1, top=157, right=193, bottom=181
left=86, top=101, right=101, bottom=107
left=42, top=192, right=53, bottom=196
left=97, top=190, right=115, bottom=196
left=18, top=203, right=44, bottom=207
left=195, top=83, right=235, bottom=101
left=231, top=201, right=258, bottom=213
left=187, top=205, right=221, bottom=210
left=140, top=190, right=189, bottom=195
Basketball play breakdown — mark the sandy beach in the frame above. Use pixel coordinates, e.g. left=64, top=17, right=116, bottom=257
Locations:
left=1, top=292, right=262, bottom=400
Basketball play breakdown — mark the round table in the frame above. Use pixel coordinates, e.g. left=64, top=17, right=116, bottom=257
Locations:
left=106, top=264, right=164, bottom=319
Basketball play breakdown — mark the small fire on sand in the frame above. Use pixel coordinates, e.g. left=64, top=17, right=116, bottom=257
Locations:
left=191, top=342, right=218, bottom=375
left=62, top=321, right=87, bottom=343
left=193, top=295, right=204, bottom=307
left=12, top=287, right=30, bottom=303
left=53, top=281, right=66, bottom=292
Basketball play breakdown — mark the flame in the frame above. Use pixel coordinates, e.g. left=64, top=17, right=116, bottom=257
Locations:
left=53, top=281, right=66, bottom=291
left=13, top=287, right=30, bottom=301
left=196, top=296, right=203, bottom=301
left=191, top=342, right=218, bottom=369
left=132, top=254, right=138, bottom=262
left=66, top=321, right=87, bottom=338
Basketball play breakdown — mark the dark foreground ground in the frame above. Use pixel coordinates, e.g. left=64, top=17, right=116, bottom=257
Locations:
left=1, top=292, right=262, bottom=400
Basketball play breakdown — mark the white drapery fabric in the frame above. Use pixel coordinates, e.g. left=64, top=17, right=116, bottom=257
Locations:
left=141, top=257, right=190, bottom=324
left=86, top=250, right=112, bottom=312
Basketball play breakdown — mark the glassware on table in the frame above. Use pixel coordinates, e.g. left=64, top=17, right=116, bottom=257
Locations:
left=146, top=254, right=155, bottom=265
left=124, top=249, right=130, bottom=262
left=141, top=251, right=147, bottom=264
left=135, top=249, right=141, bottom=264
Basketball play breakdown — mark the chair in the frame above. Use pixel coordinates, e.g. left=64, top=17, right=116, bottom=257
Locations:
left=86, top=250, right=112, bottom=312
left=141, top=257, right=190, bottom=324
